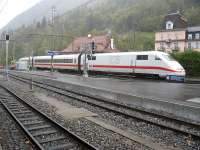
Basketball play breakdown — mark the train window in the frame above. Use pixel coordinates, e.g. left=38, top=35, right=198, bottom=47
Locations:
left=92, top=56, right=96, bottom=60
left=54, top=59, right=64, bottom=63
left=87, top=55, right=91, bottom=60
left=155, top=56, right=161, bottom=60
left=36, top=59, right=50, bottom=63
left=54, top=59, right=73, bottom=63
left=136, top=55, right=148, bottom=60
left=87, top=55, right=96, bottom=60
left=65, top=59, right=73, bottom=63
left=162, top=55, right=175, bottom=61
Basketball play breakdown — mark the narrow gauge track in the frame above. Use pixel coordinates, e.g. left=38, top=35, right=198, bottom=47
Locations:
left=8, top=72, right=200, bottom=139
left=0, top=82, right=97, bottom=150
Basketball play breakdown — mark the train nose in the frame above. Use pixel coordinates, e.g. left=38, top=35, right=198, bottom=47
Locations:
left=175, top=68, right=186, bottom=76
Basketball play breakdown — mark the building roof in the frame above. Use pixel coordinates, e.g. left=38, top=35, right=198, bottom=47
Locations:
left=162, top=12, right=188, bottom=30
left=166, top=12, right=187, bottom=22
left=187, top=26, right=200, bottom=32
left=62, top=35, right=120, bottom=53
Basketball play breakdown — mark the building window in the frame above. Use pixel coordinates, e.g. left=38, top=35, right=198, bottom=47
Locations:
left=174, top=42, right=179, bottom=49
left=166, top=21, right=174, bottom=30
left=195, top=33, right=200, bottom=40
left=188, top=42, right=192, bottom=49
left=196, top=42, right=199, bottom=49
left=160, top=42, right=164, bottom=49
left=167, top=43, right=171, bottom=48
left=188, top=34, right=193, bottom=40
left=160, top=34, right=163, bottom=41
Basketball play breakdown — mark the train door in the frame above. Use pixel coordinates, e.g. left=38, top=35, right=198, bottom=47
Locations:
left=135, top=55, right=149, bottom=74
left=131, top=55, right=136, bottom=73
left=78, top=53, right=83, bottom=74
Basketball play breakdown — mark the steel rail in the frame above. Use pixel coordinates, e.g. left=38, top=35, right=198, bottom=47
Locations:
left=0, top=83, right=98, bottom=150
left=8, top=73, right=200, bottom=138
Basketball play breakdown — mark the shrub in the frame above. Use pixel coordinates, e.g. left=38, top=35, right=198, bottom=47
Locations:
left=171, top=51, right=200, bottom=77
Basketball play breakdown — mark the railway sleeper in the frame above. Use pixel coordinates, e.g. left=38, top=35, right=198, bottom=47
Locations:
left=18, top=117, right=39, bottom=121
left=32, top=130, right=58, bottom=137
left=27, top=125, right=52, bottom=131
left=13, top=110, right=32, bottom=115
left=10, top=108, right=28, bottom=111
left=39, top=136, right=66, bottom=144
left=22, top=120, right=45, bottom=126
left=48, top=143, right=75, bottom=150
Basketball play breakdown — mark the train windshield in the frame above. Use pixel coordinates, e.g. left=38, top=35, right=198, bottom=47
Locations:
left=162, top=54, right=175, bottom=61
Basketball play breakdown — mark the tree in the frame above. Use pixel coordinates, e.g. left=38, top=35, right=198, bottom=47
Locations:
left=41, top=16, right=47, bottom=27
left=36, top=21, right=41, bottom=28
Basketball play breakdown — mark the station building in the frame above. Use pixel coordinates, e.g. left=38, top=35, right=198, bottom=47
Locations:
left=155, top=12, right=200, bottom=53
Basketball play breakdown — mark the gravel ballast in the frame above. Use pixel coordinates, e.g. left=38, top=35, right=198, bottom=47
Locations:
left=8, top=73, right=200, bottom=150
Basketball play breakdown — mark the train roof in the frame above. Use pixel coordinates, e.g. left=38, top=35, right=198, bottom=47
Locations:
left=34, top=56, right=51, bottom=59
left=19, top=51, right=168, bottom=60
left=33, top=54, right=79, bottom=59
left=19, top=57, right=29, bottom=61
left=54, top=54, right=79, bottom=58
left=93, top=51, right=168, bottom=56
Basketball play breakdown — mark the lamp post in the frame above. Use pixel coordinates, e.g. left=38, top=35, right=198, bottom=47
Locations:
left=82, top=34, right=92, bottom=77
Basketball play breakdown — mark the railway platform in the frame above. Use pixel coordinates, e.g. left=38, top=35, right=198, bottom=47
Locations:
left=186, top=77, right=200, bottom=84
left=21, top=70, right=200, bottom=102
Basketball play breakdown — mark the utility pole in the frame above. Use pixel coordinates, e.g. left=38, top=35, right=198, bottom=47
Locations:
left=51, top=6, right=56, bottom=51
left=12, top=41, right=15, bottom=62
left=51, top=6, right=56, bottom=26
left=50, top=6, right=56, bottom=73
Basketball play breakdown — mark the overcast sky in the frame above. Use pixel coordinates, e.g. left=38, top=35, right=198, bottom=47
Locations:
left=0, top=0, right=42, bottom=29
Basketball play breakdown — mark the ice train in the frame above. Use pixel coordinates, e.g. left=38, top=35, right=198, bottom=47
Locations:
left=16, top=51, right=186, bottom=81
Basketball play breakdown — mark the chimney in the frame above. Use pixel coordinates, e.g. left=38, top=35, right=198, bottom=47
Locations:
left=111, top=38, right=114, bottom=49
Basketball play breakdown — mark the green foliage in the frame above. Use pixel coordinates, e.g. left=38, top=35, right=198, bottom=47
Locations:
left=172, top=51, right=200, bottom=76
left=115, top=32, right=154, bottom=51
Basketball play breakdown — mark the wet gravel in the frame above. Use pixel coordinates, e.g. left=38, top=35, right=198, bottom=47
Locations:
left=0, top=89, right=34, bottom=150
left=45, top=89, right=200, bottom=150
left=4, top=80, right=152, bottom=150
left=8, top=73, right=200, bottom=150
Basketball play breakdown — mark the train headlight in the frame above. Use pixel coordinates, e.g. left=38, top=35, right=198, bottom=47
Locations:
left=176, top=68, right=184, bottom=72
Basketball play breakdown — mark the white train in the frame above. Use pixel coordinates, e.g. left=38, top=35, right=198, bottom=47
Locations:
left=16, top=51, right=186, bottom=81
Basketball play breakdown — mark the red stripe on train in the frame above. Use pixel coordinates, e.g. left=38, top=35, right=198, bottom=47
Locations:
left=92, top=65, right=177, bottom=72
left=34, top=63, right=178, bottom=72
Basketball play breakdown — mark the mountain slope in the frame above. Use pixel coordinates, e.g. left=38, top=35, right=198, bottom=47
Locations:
left=3, top=0, right=90, bottom=30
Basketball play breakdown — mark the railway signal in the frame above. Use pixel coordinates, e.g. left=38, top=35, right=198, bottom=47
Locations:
left=5, top=34, right=9, bottom=80
left=91, top=40, right=95, bottom=54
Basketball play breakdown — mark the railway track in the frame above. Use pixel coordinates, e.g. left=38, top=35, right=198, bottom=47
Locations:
left=8, top=72, right=200, bottom=137
left=5, top=72, right=200, bottom=149
left=0, top=82, right=97, bottom=150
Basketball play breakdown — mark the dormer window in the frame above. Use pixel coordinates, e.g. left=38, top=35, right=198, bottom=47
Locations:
left=166, top=21, right=174, bottom=30
left=188, top=34, right=192, bottom=40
